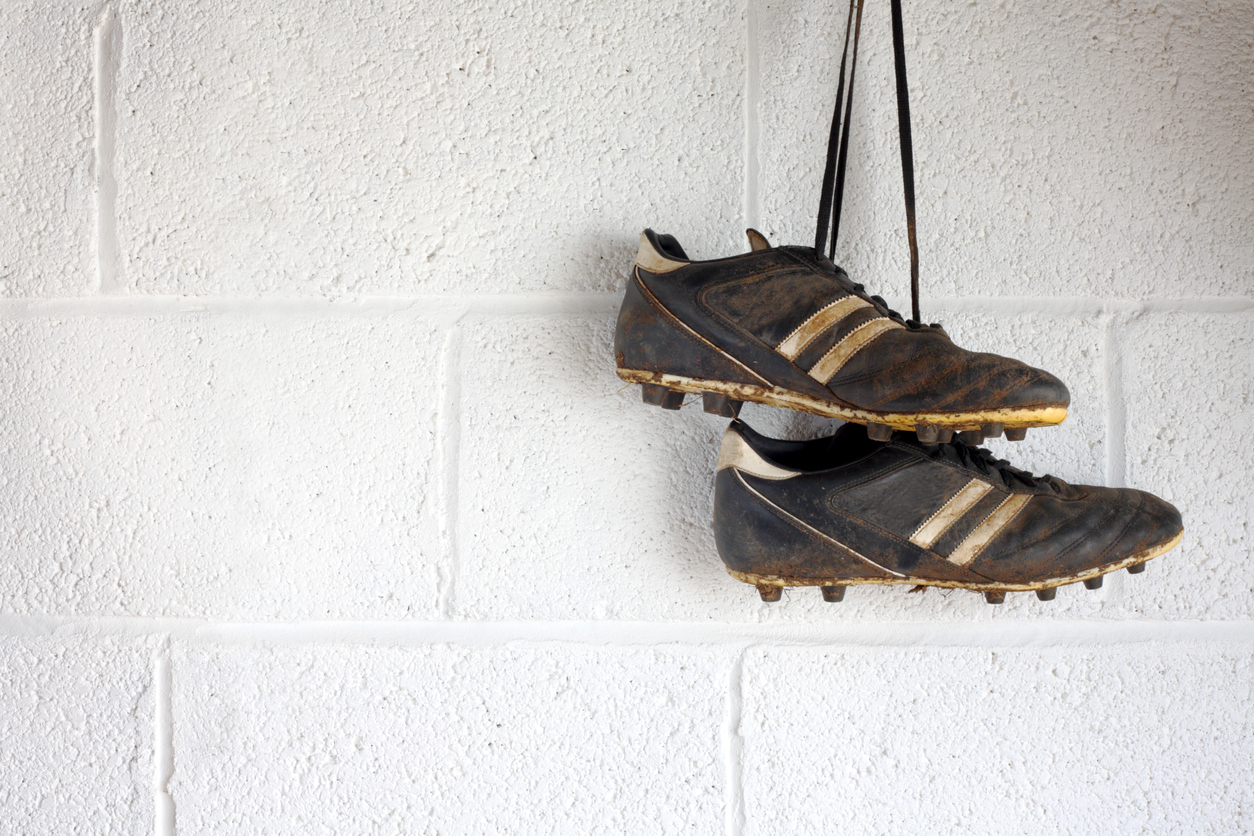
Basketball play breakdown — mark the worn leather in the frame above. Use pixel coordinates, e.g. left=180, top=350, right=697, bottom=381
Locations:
left=615, top=234, right=1070, bottom=417
left=613, top=273, right=763, bottom=386
left=621, top=248, right=842, bottom=402
left=714, top=468, right=903, bottom=583
left=971, top=487, right=1181, bottom=583
left=713, top=421, right=1182, bottom=587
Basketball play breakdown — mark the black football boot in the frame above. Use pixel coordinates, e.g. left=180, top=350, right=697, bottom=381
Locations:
left=614, top=230, right=1069, bottom=442
left=614, top=0, right=1069, bottom=443
left=713, top=420, right=1183, bottom=604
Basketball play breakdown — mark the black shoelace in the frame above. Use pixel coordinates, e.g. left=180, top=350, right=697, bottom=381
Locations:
left=924, top=439, right=1062, bottom=493
left=814, top=0, right=922, bottom=325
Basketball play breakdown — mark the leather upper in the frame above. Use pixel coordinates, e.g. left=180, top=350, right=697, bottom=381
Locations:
left=713, top=421, right=1182, bottom=586
left=617, top=234, right=1070, bottom=417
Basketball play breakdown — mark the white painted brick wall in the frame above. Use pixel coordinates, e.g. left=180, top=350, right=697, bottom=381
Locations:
left=0, top=310, right=448, bottom=619
left=114, top=0, right=745, bottom=295
left=170, top=643, right=727, bottom=833
left=0, top=634, right=155, bottom=833
left=742, top=644, right=1254, bottom=835
left=0, top=2, right=98, bottom=296
left=1122, top=312, right=1254, bottom=620
left=0, top=1, right=1250, bottom=833
left=757, top=0, right=1254, bottom=299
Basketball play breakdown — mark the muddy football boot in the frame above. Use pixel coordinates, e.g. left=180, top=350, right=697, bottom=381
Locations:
left=615, top=0, right=1069, bottom=442
left=713, top=420, right=1182, bottom=604
left=614, top=229, right=1070, bottom=442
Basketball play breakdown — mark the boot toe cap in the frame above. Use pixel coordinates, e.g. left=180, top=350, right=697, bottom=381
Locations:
left=1122, top=490, right=1184, bottom=556
left=1015, top=366, right=1070, bottom=410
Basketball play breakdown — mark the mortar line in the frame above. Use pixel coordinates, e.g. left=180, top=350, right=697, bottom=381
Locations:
left=92, top=2, right=121, bottom=294
left=1102, top=313, right=1132, bottom=604
left=743, top=0, right=761, bottom=232
left=0, top=294, right=1248, bottom=320
left=0, top=294, right=611, bottom=319
left=153, top=641, right=175, bottom=836
left=1104, top=314, right=1127, bottom=490
left=5, top=615, right=1253, bottom=648
left=436, top=325, right=464, bottom=618
left=881, top=296, right=1254, bottom=317
left=722, top=648, right=747, bottom=836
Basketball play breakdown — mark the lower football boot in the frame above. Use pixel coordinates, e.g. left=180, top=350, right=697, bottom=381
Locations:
left=713, top=420, right=1183, bottom=604
left=614, top=230, right=1070, bottom=442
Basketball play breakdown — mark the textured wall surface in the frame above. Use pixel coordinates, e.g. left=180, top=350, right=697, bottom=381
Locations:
left=1, top=1, right=1251, bottom=833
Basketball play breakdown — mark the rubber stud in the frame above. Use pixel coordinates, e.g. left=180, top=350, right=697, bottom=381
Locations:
left=985, top=590, right=1006, bottom=605
left=915, top=424, right=940, bottom=444
left=866, top=423, right=894, bottom=442
left=937, top=429, right=955, bottom=444
left=1127, top=562, right=1146, bottom=574
left=1004, top=427, right=1028, bottom=441
left=981, top=422, right=1005, bottom=439
left=702, top=392, right=742, bottom=418
left=959, top=430, right=984, bottom=445
left=1083, top=576, right=1104, bottom=590
left=820, top=585, right=846, bottom=603
left=641, top=383, right=684, bottom=410
left=756, top=584, right=782, bottom=602
left=1035, top=587, right=1057, bottom=601
left=641, top=383, right=667, bottom=405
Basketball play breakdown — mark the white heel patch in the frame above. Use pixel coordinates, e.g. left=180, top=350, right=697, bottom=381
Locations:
left=635, top=231, right=688, bottom=274
left=717, top=429, right=798, bottom=480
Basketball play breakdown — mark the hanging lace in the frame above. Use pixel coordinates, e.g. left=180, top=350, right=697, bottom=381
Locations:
left=814, top=0, right=922, bottom=324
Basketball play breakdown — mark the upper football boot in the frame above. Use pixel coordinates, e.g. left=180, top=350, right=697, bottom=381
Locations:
left=713, top=420, right=1183, bottom=604
left=615, top=0, right=1070, bottom=443
left=614, top=229, right=1070, bottom=443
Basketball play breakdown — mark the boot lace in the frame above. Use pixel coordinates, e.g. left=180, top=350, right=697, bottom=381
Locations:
left=815, top=0, right=924, bottom=325
left=924, top=439, right=1063, bottom=493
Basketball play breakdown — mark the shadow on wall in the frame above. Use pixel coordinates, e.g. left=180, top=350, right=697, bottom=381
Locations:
left=549, top=231, right=640, bottom=294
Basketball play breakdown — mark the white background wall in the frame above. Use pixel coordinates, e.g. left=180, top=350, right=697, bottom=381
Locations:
left=2, top=1, right=1251, bottom=833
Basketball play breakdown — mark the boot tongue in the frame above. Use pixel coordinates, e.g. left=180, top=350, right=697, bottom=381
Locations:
left=746, top=228, right=772, bottom=251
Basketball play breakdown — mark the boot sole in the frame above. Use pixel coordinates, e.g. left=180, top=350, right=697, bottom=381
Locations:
left=618, top=367, right=1067, bottom=439
left=729, top=529, right=1183, bottom=602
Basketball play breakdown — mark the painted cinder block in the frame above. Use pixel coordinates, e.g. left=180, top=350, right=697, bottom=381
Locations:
left=114, top=0, right=745, bottom=295
left=170, top=643, right=725, bottom=834
left=0, top=312, right=445, bottom=619
left=454, top=311, right=737, bottom=620
left=0, top=2, right=97, bottom=296
left=1121, top=312, right=1254, bottom=619
left=755, top=0, right=1253, bottom=299
left=457, top=309, right=1120, bottom=621
left=0, top=635, right=153, bottom=833
left=741, top=643, right=1254, bottom=835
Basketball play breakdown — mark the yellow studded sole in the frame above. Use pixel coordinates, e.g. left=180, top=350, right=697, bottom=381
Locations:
left=728, top=529, right=1184, bottom=602
left=617, top=368, right=1068, bottom=432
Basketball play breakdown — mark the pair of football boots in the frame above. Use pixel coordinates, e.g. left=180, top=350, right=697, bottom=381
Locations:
left=612, top=228, right=1183, bottom=604
left=613, top=0, right=1182, bottom=604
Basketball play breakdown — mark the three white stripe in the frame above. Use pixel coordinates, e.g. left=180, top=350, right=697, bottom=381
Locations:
left=946, top=494, right=1031, bottom=567
left=910, top=479, right=1032, bottom=567
left=775, top=294, right=900, bottom=381
left=776, top=296, right=870, bottom=359
left=910, top=480, right=992, bottom=549
left=808, top=319, right=898, bottom=383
